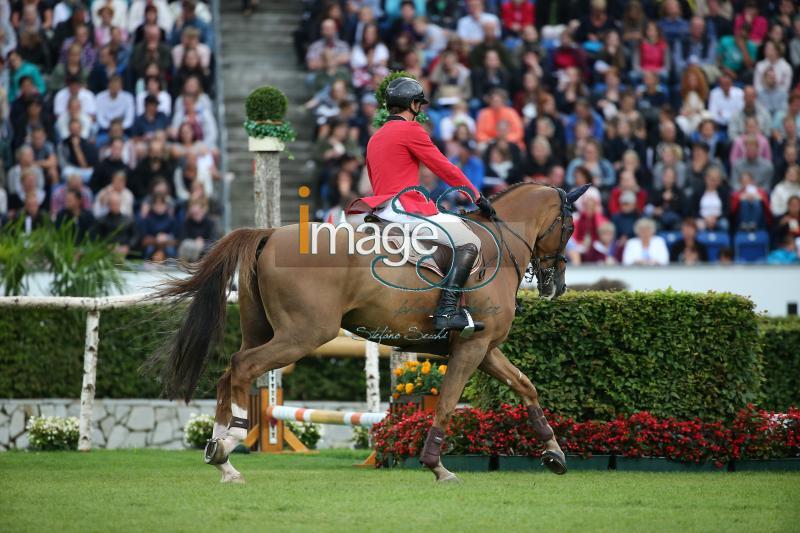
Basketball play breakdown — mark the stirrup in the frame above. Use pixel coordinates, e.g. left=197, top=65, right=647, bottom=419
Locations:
left=432, top=308, right=484, bottom=338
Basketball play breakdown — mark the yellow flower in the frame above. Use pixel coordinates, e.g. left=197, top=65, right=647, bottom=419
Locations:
left=439, top=364, right=447, bottom=375
left=396, top=384, right=404, bottom=392
left=393, top=393, right=400, bottom=400
left=393, top=367, right=403, bottom=377
left=404, top=383, right=414, bottom=394
left=421, top=362, right=431, bottom=375
left=430, top=387, right=438, bottom=395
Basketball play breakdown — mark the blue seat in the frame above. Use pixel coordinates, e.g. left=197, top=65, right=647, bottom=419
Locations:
left=697, top=231, right=731, bottom=262
left=658, top=231, right=683, bottom=247
left=734, top=231, right=770, bottom=263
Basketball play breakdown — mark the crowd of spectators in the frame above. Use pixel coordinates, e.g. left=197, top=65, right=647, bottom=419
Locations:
left=0, top=0, right=220, bottom=263
left=295, top=0, right=800, bottom=265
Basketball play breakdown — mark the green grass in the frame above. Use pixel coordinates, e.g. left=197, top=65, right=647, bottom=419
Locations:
left=1, top=450, right=798, bottom=532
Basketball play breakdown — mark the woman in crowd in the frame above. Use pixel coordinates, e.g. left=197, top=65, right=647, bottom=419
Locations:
left=622, top=217, right=669, bottom=265
left=691, top=166, right=730, bottom=232
left=566, top=139, right=615, bottom=189
left=771, top=165, right=800, bottom=217
left=350, top=23, right=389, bottom=90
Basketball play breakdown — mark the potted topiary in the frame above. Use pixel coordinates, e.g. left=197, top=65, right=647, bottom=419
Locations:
left=244, top=85, right=296, bottom=152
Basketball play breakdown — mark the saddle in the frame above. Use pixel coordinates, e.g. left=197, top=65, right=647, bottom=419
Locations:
left=346, top=213, right=485, bottom=279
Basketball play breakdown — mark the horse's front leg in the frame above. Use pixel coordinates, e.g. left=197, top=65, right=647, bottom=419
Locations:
left=479, top=347, right=567, bottom=474
left=420, top=338, right=489, bottom=482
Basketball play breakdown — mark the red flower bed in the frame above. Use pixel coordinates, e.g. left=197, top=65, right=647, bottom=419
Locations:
left=372, top=404, right=800, bottom=465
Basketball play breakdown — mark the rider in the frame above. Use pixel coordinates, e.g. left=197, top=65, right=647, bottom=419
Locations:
left=351, top=77, right=495, bottom=334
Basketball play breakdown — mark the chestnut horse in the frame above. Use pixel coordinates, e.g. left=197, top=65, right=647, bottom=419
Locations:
left=149, top=183, right=587, bottom=483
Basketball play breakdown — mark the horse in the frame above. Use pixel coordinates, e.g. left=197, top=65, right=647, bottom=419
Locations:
left=149, top=182, right=588, bottom=483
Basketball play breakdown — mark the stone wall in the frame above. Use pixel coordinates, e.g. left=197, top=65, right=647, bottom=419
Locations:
left=0, top=399, right=383, bottom=451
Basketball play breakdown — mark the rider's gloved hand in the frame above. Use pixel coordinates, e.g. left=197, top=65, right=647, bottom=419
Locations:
left=475, top=195, right=496, bottom=219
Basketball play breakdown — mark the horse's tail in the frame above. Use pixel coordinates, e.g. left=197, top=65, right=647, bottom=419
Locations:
left=149, top=227, right=273, bottom=402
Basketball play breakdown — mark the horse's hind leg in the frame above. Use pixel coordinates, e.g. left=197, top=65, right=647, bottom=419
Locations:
left=479, top=347, right=567, bottom=474
left=206, top=278, right=273, bottom=483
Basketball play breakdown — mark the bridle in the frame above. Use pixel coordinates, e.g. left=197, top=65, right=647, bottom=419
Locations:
left=489, top=187, right=574, bottom=290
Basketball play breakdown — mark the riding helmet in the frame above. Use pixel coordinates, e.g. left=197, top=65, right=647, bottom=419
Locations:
left=385, top=77, right=429, bottom=110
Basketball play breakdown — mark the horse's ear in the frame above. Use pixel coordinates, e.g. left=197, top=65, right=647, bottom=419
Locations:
left=566, top=184, right=591, bottom=206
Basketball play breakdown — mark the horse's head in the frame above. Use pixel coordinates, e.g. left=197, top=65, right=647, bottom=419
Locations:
left=533, top=185, right=589, bottom=299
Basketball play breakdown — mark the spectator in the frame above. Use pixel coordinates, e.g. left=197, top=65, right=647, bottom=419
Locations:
left=55, top=187, right=95, bottom=242
left=94, top=169, right=134, bottom=219
left=767, top=231, right=799, bottom=264
left=430, top=51, right=471, bottom=106
left=438, top=100, right=475, bottom=141
left=733, top=0, right=767, bottom=44
left=691, top=166, right=730, bottom=232
left=58, top=117, right=98, bottom=183
left=582, top=221, right=619, bottom=264
left=457, top=0, right=500, bottom=47
left=51, top=172, right=93, bottom=214
left=93, top=4, right=127, bottom=47
left=171, top=0, right=212, bottom=48
left=673, top=16, right=717, bottom=77
left=141, top=193, right=177, bottom=262
left=718, top=22, right=756, bottom=80
left=731, top=171, right=770, bottom=231
left=475, top=89, right=524, bottom=147
left=177, top=198, right=215, bottom=261
left=170, top=94, right=217, bottom=147
left=95, top=74, right=136, bottom=136
left=770, top=165, right=800, bottom=217
left=676, top=65, right=709, bottom=136
left=729, top=116, right=771, bottom=166
left=350, top=23, right=389, bottom=90
left=774, top=195, right=800, bottom=241
left=132, top=138, right=174, bottom=199
left=29, top=125, right=58, bottom=185
left=128, top=0, right=173, bottom=38
left=658, top=0, right=688, bottom=45
left=728, top=86, right=771, bottom=140
left=132, top=24, right=172, bottom=80
left=609, top=170, right=647, bottom=215
left=686, top=140, right=723, bottom=195
left=551, top=29, right=588, bottom=79
left=501, top=0, right=535, bottom=37
left=569, top=186, right=609, bottom=262
left=11, top=192, right=45, bottom=233
left=172, top=47, right=211, bottom=98
left=18, top=29, right=51, bottom=75
left=132, top=94, right=170, bottom=139
left=471, top=49, right=512, bottom=103
left=622, top=217, right=669, bottom=265
left=59, top=23, right=96, bottom=70
left=56, top=96, right=94, bottom=141
left=7, top=146, right=45, bottom=201
left=566, top=139, right=615, bottom=189
left=172, top=26, right=210, bottom=71
left=756, top=67, right=788, bottom=116
left=449, top=140, right=484, bottom=192
left=136, top=76, right=172, bottom=116
left=173, top=151, right=213, bottom=203
left=730, top=135, right=773, bottom=190
left=92, top=189, right=137, bottom=257
left=8, top=168, right=46, bottom=212
left=91, top=138, right=131, bottom=193
left=649, top=166, right=686, bottom=231
left=7, top=50, right=45, bottom=101
left=634, top=20, right=670, bottom=79
left=514, top=136, right=553, bottom=182
left=611, top=190, right=641, bottom=239
left=468, top=19, right=513, bottom=72
left=707, top=73, right=743, bottom=129
left=305, top=18, right=350, bottom=73
left=753, top=41, right=792, bottom=95
left=53, top=76, right=96, bottom=119
left=670, top=218, right=709, bottom=264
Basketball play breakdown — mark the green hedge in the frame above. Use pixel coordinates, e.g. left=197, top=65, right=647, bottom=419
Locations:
left=2, top=291, right=794, bottom=417
left=466, top=290, right=764, bottom=421
left=0, top=305, right=389, bottom=401
left=758, top=317, right=800, bottom=411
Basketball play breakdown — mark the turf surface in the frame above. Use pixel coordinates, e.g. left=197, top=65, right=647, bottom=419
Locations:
left=1, top=449, right=798, bottom=532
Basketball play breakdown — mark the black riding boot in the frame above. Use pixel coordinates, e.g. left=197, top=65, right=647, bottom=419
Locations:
left=432, top=244, right=484, bottom=336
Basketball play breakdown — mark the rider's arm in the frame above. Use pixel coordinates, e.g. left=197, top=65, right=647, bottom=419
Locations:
left=406, top=123, right=481, bottom=201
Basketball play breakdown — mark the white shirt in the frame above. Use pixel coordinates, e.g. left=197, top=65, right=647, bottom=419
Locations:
left=350, top=42, right=389, bottom=70
left=91, top=0, right=129, bottom=29
left=456, top=13, right=501, bottom=43
left=96, top=90, right=136, bottom=129
left=127, top=0, right=174, bottom=33
left=439, top=112, right=476, bottom=141
left=753, top=58, right=793, bottom=94
left=622, top=236, right=670, bottom=266
left=54, top=87, right=97, bottom=118
left=699, top=191, right=723, bottom=219
left=708, top=86, right=744, bottom=127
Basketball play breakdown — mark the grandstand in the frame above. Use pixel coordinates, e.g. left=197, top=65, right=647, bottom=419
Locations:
left=0, top=0, right=799, bottom=266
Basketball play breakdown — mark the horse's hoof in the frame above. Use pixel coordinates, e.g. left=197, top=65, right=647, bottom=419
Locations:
left=542, top=450, right=567, bottom=475
left=220, top=472, right=245, bottom=484
left=204, top=438, right=229, bottom=465
left=436, top=472, right=461, bottom=483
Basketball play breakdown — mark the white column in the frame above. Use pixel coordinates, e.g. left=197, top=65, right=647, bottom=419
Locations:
left=78, top=310, right=100, bottom=451
left=365, top=341, right=380, bottom=413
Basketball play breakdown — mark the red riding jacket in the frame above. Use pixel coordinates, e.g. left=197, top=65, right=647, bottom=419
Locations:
left=348, top=117, right=480, bottom=216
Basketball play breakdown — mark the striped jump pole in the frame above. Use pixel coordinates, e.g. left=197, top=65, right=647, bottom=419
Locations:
left=266, top=405, right=386, bottom=428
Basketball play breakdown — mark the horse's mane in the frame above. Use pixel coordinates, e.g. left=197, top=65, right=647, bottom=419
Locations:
left=488, top=181, right=550, bottom=202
